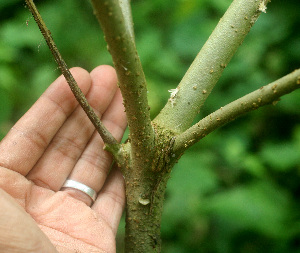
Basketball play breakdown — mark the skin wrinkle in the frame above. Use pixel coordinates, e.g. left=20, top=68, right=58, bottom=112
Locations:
left=0, top=68, right=92, bottom=176
left=28, top=66, right=120, bottom=181
left=29, top=177, right=53, bottom=190
left=27, top=191, right=114, bottom=251
left=0, top=166, right=32, bottom=208
left=41, top=92, right=72, bottom=119
left=11, top=124, right=49, bottom=152
left=98, top=190, right=124, bottom=226
left=0, top=189, right=56, bottom=252
left=28, top=113, right=97, bottom=190
left=50, top=133, right=89, bottom=162
left=101, top=189, right=124, bottom=209
left=79, top=152, right=112, bottom=178
left=0, top=66, right=126, bottom=252
left=38, top=224, right=109, bottom=253
left=0, top=126, right=50, bottom=173
left=94, top=169, right=125, bottom=236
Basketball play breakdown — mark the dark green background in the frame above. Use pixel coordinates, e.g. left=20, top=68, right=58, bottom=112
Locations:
left=1, top=0, right=300, bottom=252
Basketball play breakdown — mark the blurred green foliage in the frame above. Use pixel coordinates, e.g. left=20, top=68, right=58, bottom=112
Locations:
left=1, top=0, right=300, bottom=252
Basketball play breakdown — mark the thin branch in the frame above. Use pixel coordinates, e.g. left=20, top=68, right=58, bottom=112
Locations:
left=25, top=0, right=118, bottom=146
left=154, top=0, right=271, bottom=133
left=173, top=69, right=300, bottom=154
left=91, top=0, right=155, bottom=153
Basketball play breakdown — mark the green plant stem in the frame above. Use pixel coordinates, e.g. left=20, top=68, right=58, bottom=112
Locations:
left=24, top=0, right=118, bottom=147
left=154, top=0, right=271, bottom=133
left=174, top=69, right=300, bottom=154
left=118, top=0, right=135, bottom=40
left=91, top=0, right=155, bottom=154
left=91, top=2, right=167, bottom=251
left=124, top=168, right=170, bottom=253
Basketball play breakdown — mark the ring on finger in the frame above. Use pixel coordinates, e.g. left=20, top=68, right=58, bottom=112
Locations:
left=61, top=179, right=97, bottom=202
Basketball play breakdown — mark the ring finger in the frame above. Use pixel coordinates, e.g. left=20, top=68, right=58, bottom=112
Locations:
left=61, top=85, right=126, bottom=206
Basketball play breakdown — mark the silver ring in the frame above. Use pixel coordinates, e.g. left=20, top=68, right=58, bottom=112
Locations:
left=61, top=179, right=97, bottom=202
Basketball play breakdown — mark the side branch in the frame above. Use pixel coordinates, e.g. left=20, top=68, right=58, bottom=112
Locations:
left=174, top=69, right=300, bottom=154
left=91, top=0, right=155, bottom=151
left=25, top=0, right=118, bottom=146
left=154, top=0, right=271, bottom=133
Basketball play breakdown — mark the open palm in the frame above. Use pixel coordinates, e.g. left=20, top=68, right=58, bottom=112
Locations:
left=0, top=66, right=127, bottom=252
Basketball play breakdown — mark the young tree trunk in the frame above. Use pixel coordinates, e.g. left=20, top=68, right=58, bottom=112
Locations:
left=25, top=0, right=300, bottom=252
left=117, top=126, right=178, bottom=252
left=124, top=164, right=169, bottom=252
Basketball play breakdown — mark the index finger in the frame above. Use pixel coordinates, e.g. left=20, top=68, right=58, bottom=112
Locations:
left=0, top=67, right=92, bottom=175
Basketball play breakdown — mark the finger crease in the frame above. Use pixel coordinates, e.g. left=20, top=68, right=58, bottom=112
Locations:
left=51, top=135, right=84, bottom=161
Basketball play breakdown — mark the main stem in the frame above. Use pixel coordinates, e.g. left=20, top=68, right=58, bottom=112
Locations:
left=124, top=169, right=170, bottom=252
left=121, top=127, right=178, bottom=252
left=91, top=0, right=155, bottom=152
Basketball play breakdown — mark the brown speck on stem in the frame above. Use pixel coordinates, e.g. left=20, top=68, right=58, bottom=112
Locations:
left=272, top=84, right=278, bottom=90
left=202, top=89, right=207, bottom=94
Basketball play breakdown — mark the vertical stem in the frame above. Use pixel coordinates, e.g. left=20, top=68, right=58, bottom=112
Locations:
left=91, top=0, right=155, bottom=153
left=124, top=168, right=170, bottom=252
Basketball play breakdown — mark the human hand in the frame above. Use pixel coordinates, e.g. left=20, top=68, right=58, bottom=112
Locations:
left=0, top=66, right=127, bottom=252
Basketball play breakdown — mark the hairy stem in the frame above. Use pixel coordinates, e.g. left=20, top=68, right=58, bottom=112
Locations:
left=25, top=0, right=118, bottom=147
left=154, top=0, right=271, bottom=133
left=91, top=0, right=155, bottom=153
left=174, top=69, right=300, bottom=153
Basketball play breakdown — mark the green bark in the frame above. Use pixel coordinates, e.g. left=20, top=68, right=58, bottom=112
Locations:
left=173, top=68, right=300, bottom=154
left=120, top=125, right=178, bottom=252
left=25, top=0, right=300, bottom=252
left=154, top=0, right=271, bottom=133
